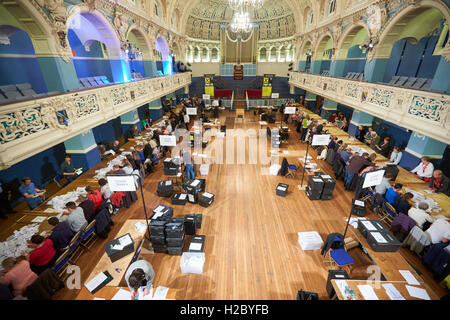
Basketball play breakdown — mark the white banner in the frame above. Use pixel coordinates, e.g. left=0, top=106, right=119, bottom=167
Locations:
left=159, top=135, right=177, bottom=146
left=271, top=93, right=279, bottom=99
left=202, top=94, right=210, bottom=100
left=311, top=134, right=330, bottom=146
left=107, top=175, right=136, bottom=192
left=284, top=106, right=296, bottom=114
left=362, top=169, right=386, bottom=189
left=186, top=108, right=197, bottom=115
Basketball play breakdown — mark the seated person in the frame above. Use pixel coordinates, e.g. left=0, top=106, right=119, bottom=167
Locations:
left=78, top=195, right=95, bottom=223
left=46, top=217, right=75, bottom=253
left=408, top=202, right=434, bottom=229
left=111, top=140, right=121, bottom=153
left=410, top=157, right=434, bottom=181
left=125, top=259, right=155, bottom=300
left=98, top=178, right=113, bottom=200
left=375, top=137, right=391, bottom=157
left=363, top=127, right=373, bottom=145
left=111, top=164, right=126, bottom=175
left=375, top=172, right=394, bottom=196
left=385, top=183, right=403, bottom=205
left=122, top=160, right=134, bottom=175
left=428, top=170, right=450, bottom=196
left=98, top=142, right=106, bottom=159
left=388, top=146, right=403, bottom=165
left=61, top=154, right=78, bottom=182
left=85, top=186, right=104, bottom=212
left=369, top=131, right=380, bottom=150
left=0, top=256, right=38, bottom=297
left=22, top=234, right=56, bottom=275
left=317, top=146, right=328, bottom=160
left=393, top=192, right=413, bottom=214
left=63, top=202, right=88, bottom=233
left=425, top=218, right=450, bottom=244
left=19, top=177, right=45, bottom=210
left=128, top=125, right=139, bottom=139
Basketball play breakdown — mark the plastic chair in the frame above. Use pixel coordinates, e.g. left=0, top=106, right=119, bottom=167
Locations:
left=388, top=76, right=400, bottom=85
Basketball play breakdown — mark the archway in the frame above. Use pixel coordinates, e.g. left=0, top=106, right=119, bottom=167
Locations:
left=127, top=28, right=152, bottom=78
left=155, top=36, right=172, bottom=75
left=312, top=34, right=333, bottom=74
left=336, top=24, right=370, bottom=77
left=259, top=47, right=267, bottom=62
left=298, top=40, right=313, bottom=72
left=67, top=11, right=126, bottom=83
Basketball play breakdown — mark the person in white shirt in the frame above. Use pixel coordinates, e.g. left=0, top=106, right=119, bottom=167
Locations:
left=411, top=157, right=434, bottom=179
left=408, top=202, right=434, bottom=229
left=375, top=173, right=393, bottom=196
left=425, top=218, right=450, bottom=244
left=317, top=146, right=328, bottom=160
left=63, top=202, right=87, bottom=233
left=166, top=121, right=173, bottom=133
left=122, top=160, right=134, bottom=175
left=389, top=146, right=402, bottom=165
left=98, top=178, right=113, bottom=200
left=184, top=113, right=190, bottom=128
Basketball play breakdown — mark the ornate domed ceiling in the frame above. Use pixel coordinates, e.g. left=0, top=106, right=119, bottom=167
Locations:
left=185, top=0, right=296, bottom=40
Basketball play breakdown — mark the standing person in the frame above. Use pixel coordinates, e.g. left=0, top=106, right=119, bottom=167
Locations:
left=0, top=181, right=16, bottom=219
left=98, top=142, right=106, bottom=160
left=60, top=154, right=77, bottom=182
left=19, top=177, right=45, bottom=210
left=300, top=115, right=310, bottom=141
left=344, top=153, right=375, bottom=190
left=184, top=112, right=190, bottom=130
left=388, top=146, right=403, bottom=165
left=182, top=149, right=195, bottom=180
left=0, top=256, right=38, bottom=297
left=125, top=259, right=155, bottom=300
left=411, top=157, right=434, bottom=181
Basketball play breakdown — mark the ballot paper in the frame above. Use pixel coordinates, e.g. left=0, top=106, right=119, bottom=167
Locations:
left=283, top=151, right=289, bottom=154
left=179, top=194, right=187, bottom=200
left=165, top=180, right=172, bottom=186
left=119, top=235, right=133, bottom=247
left=357, top=285, right=379, bottom=300
left=354, top=200, right=365, bottom=207
left=134, top=222, right=147, bottom=233
left=202, top=192, right=213, bottom=198
left=347, top=217, right=367, bottom=229
left=277, top=186, right=287, bottom=191
left=85, top=272, right=108, bottom=292
left=154, top=205, right=164, bottom=212
left=111, top=289, right=131, bottom=300
left=405, top=285, right=430, bottom=300
left=370, top=232, right=388, bottom=243
left=153, top=286, right=169, bottom=300
left=191, top=180, right=200, bottom=187
left=0, top=224, right=40, bottom=269
left=140, top=285, right=154, bottom=300
left=152, top=212, right=164, bottom=220
left=399, top=270, right=420, bottom=286
left=31, top=216, right=47, bottom=223
left=189, top=242, right=203, bottom=251
left=334, top=280, right=357, bottom=300
left=361, top=221, right=377, bottom=231
left=44, top=208, right=57, bottom=213
left=382, top=283, right=405, bottom=300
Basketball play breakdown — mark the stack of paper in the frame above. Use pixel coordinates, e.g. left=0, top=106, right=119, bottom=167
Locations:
left=0, top=223, right=39, bottom=270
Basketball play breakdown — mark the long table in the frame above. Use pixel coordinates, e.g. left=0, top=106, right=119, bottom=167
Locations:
left=75, top=286, right=177, bottom=300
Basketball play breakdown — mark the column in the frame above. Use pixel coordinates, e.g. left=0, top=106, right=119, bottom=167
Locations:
left=304, top=91, right=316, bottom=111
left=64, top=129, right=101, bottom=170
left=92, top=119, right=118, bottom=143
left=400, top=132, right=447, bottom=169
left=120, top=109, right=140, bottom=140
left=347, top=110, right=373, bottom=136
left=329, top=59, right=346, bottom=77
left=309, top=60, right=322, bottom=75
left=110, top=58, right=131, bottom=83
left=36, top=56, right=79, bottom=92
left=149, top=99, right=163, bottom=121
left=144, top=60, right=158, bottom=78
left=363, top=58, right=389, bottom=83
left=320, top=99, right=338, bottom=119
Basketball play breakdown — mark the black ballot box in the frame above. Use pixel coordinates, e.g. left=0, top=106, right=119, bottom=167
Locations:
left=104, top=233, right=135, bottom=263
left=276, top=183, right=288, bottom=197
left=152, top=244, right=168, bottom=254
left=305, top=186, right=321, bottom=200
left=164, top=167, right=179, bottom=176
left=167, top=245, right=183, bottom=256
left=171, top=193, right=188, bottom=205
left=326, top=270, right=349, bottom=298
left=149, top=235, right=165, bottom=246
left=351, top=199, right=366, bottom=217
left=308, top=175, right=324, bottom=192
left=184, top=179, right=203, bottom=194
left=366, top=229, right=402, bottom=252
left=184, top=216, right=196, bottom=235
left=188, top=235, right=206, bottom=252
left=199, top=192, right=215, bottom=207
left=185, top=214, right=203, bottom=229
left=357, top=219, right=385, bottom=238
left=163, top=158, right=180, bottom=175
left=166, top=234, right=185, bottom=247
left=151, top=205, right=174, bottom=221
left=157, top=180, right=174, bottom=197
left=149, top=220, right=167, bottom=236
left=165, top=222, right=185, bottom=238
left=320, top=174, right=336, bottom=200
left=187, top=192, right=198, bottom=204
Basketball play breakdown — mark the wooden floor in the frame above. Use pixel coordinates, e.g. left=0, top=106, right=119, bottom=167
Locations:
left=49, top=110, right=446, bottom=300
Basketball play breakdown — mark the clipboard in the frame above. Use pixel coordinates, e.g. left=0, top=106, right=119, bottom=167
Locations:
left=90, top=271, right=114, bottom=294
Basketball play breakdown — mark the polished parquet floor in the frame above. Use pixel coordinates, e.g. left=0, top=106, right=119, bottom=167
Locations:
left=49, top=109, right=446, bottom=300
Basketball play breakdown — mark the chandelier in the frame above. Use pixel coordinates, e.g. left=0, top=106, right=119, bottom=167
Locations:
left=228, top=0, right=264, bottom=10
left=229, top=10, right=253, bottom=34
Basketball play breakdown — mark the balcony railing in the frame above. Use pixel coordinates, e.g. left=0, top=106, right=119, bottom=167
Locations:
left=289, top=72, right=450, bottom=145
left=0, top=72, right=192, bottom=169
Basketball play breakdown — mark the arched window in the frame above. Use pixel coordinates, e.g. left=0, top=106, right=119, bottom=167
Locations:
left=286, top=45, right=293, bottom=62
left=259, top=47, right=267, bottom=62
left=328, top=0, right=336, bottom=15
left=171, top=12, right=178, bottom=30
left=279, top=46, right=286, bottom=62
left=201, top=47, right=209, bottom=62
left=154, top=0, right=161, bottom=18
left=193, top=46, right=200, bottom=62
left=269, top=47, right=277, bottom=62
left=211, top=48, right=219, bottom=62
left=306, top=8, right=314, bottom=28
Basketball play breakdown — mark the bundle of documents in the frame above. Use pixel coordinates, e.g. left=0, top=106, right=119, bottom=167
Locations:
left=0, top=224, right=39, bottom=270
left=47, top=188, right=87, bottom=212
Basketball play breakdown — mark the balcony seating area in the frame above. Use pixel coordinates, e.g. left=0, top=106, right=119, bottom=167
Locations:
left=0, top=83, right=49, bottom=103
left=344, top=72, right=364, bottom=80
left=78, top=76, right=111, bottom=89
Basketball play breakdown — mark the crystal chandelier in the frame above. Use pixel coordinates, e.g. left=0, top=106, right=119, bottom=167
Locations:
left=229, top=10, right=253, bottom=34
left=228, top=0, right=264, bottom=10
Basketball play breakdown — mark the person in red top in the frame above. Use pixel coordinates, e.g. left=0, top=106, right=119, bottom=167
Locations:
left=1, top=256, right=38, bottom=297
left=22, top=234, right=56, bottom=275
left=85, top=186, right=104, bottom=211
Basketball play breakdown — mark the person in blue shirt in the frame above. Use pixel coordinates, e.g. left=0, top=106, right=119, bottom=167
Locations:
left=19, top=177, right=45, bottom=210
left=385, top=183, right=403, bottom=205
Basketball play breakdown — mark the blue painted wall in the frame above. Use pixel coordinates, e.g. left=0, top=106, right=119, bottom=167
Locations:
left=0, top=28, right=47, bottom=93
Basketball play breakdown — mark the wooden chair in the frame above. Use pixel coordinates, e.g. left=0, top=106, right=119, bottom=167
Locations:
left=52, top=249, right=71, bottom=281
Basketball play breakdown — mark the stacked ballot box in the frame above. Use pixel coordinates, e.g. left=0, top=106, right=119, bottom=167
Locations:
left=165, top=221, right=185, bottom=255
left=157, top=180, right=174, bottom=197
left=199, top=192, right=215, bottom=208
left=171, top=193, right=188, bottom=205
left=306, top=175, right=324, bottom=200
left=276, top=183, right=288, bottom=197
left=182, top=179, right=206, bottom=203
left=357, top=219, right=401, bottom=252
left=164, top=158, right=180, bottom=176
left=351, top=199, right=366, bottom=217
left=298, top=231, right=323, bottom=251
left=184, top=214, right=203, bottom=235
left=271, top=128, right=281, bottom=148
left=151, top=205, right=174, bottom=222
left=188, top=235, right=206, bottom=252
left=316, top=173, right=336, bottom=200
